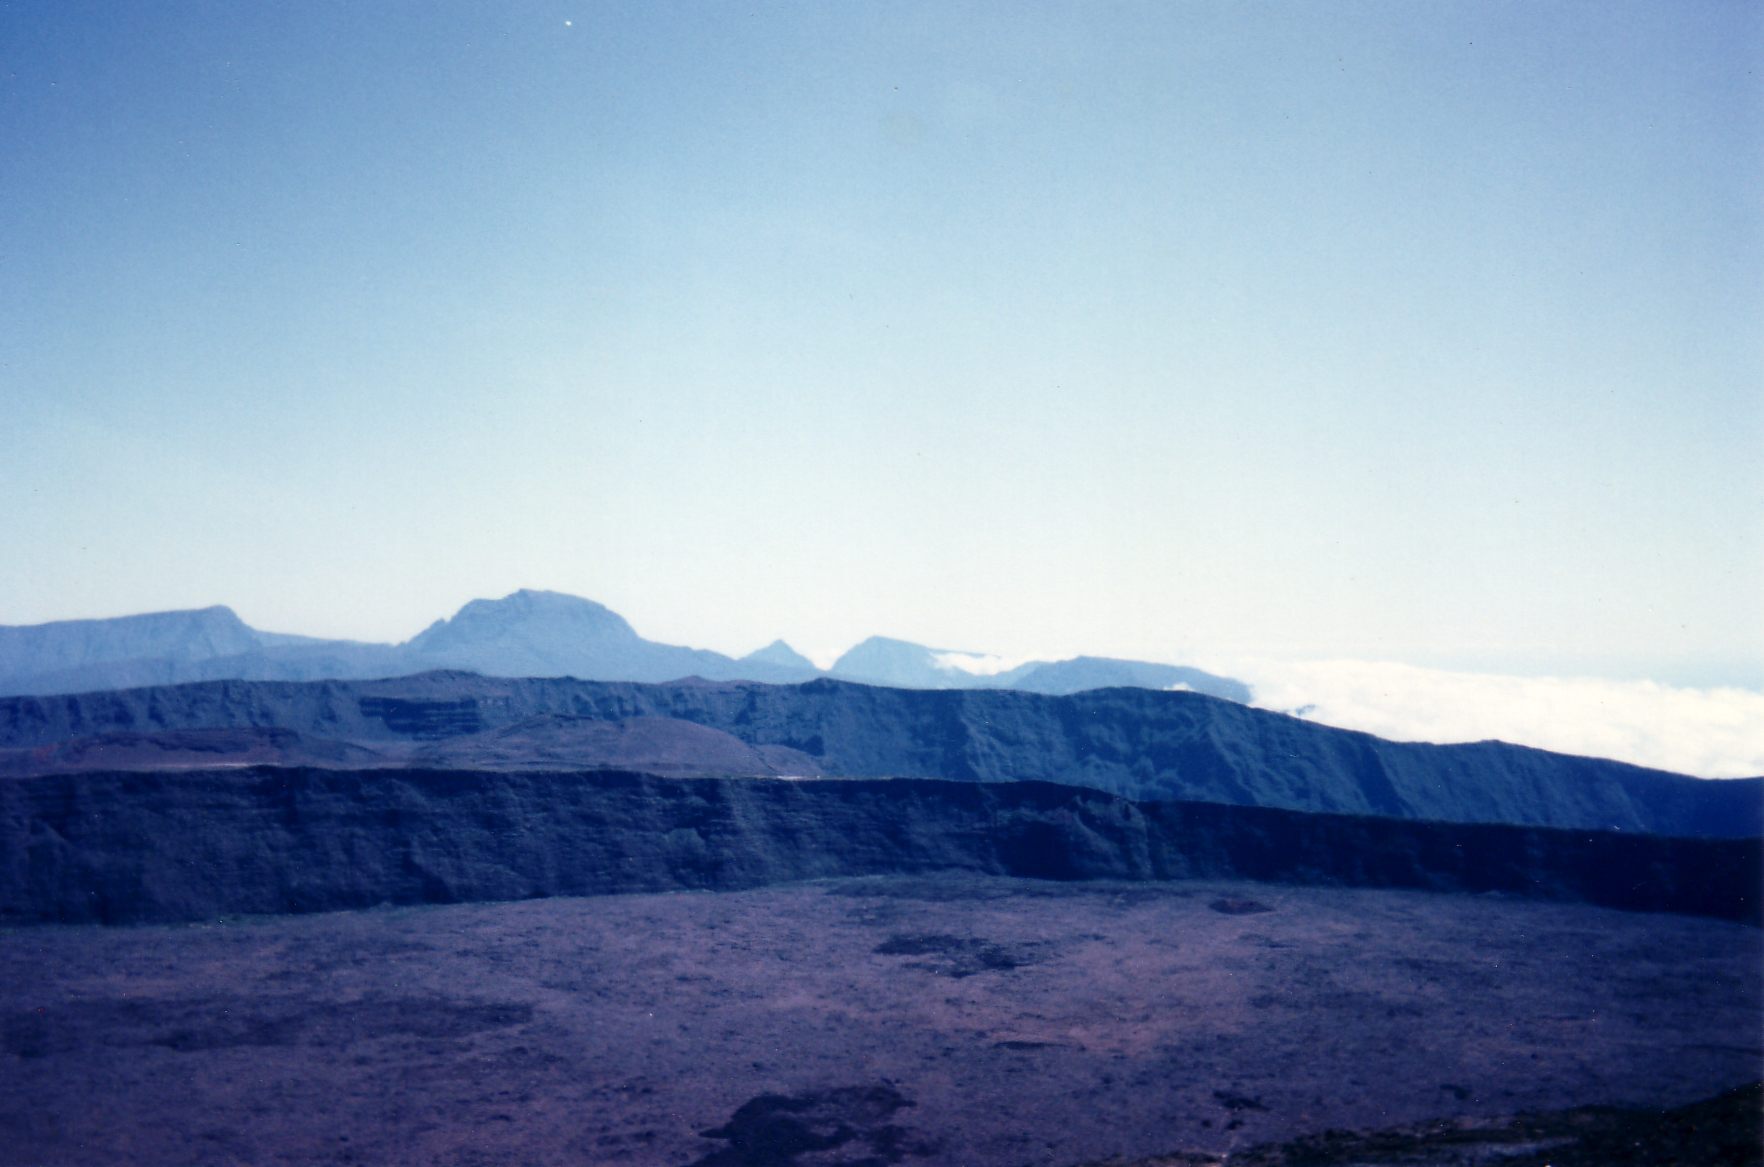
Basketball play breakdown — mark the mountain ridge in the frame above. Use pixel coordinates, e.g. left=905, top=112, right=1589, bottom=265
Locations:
left=0, top=591, right=1247, bottom=702
left=0, top=672, right=1755, bottom=837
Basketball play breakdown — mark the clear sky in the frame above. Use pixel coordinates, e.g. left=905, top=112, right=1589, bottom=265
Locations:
left=3, top=0, right=1760, bottom=688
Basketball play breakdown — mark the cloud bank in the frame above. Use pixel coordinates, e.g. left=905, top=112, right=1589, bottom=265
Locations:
left=931, top=651, right=1037, bottom=678
left=1233, top=659, right=1764, bottom=779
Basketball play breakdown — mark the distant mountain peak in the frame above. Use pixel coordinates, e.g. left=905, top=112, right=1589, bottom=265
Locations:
left=0, top=592, right=1252, bottom=706
left=463, top=588, right=623, bottom=620
left=823, top=637, right=1253, bottom=702
left=742, top=639, right=816, bottom=672
left=0, top=603, right=263, bottom=691
left=505, top=588, right=594, bottom=605
left=844, top=635, right=938, bottom=652
left=409, top=590, right=638, bottom=654
left=7, top=603, right=246, bottom=630
left=830, top=636, right=974, bottom=688
left=395, top=590, right=748, bottom=683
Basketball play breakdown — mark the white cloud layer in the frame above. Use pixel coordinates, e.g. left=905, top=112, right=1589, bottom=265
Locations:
left=1233, top=659, right=1764, bottom=779
left=931, top=651, right=1036, bottom=677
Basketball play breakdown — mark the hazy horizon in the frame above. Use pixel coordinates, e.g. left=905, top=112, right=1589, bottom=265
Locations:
left=6, top=582, right=1759, bottom=692
left=4, top=585, right=1762, bottom=779
left=5, top=4, right=1760, bottom=696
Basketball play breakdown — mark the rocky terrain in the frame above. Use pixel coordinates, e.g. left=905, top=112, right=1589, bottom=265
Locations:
left=2, top=876, right=1756, bottom=1166
left=1, top=672, right=1757, bottom=835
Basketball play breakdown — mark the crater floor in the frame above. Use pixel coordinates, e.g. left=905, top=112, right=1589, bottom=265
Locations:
left=1, top=876, right=1758, bottom=1166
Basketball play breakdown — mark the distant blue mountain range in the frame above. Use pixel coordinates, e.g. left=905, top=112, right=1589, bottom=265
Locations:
left=0, top=589, right=1250, bottom=702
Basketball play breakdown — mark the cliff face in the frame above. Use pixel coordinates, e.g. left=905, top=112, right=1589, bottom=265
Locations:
left=2, top=767, right=1755, bottom=927
left=1, top=673, right=1756, bottom=836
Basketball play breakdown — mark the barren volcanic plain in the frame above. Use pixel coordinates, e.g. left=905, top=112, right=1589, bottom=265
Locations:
left=2, top=875, right=1759, bottom=1166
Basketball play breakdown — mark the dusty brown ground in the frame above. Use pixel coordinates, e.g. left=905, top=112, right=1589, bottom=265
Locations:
left=1, top=876, right=1758, bottom=1166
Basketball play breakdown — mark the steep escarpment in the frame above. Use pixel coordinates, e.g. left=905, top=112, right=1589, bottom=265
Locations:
left=1, top=767, right=1754, bottom=926
left=1, top=674, right=1756, bottom=836
left=406, top=715, right=824, bottom=775
left=0, top=726, right=389, bottom=776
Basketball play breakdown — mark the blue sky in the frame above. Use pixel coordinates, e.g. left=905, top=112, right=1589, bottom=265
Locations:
left=3, top=0, right=1759, bottom=688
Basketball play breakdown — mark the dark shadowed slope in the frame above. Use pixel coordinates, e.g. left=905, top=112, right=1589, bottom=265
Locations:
left=0, top=674, right=1756, bottom=835
left=1, top=767, right=1755, bottom=926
